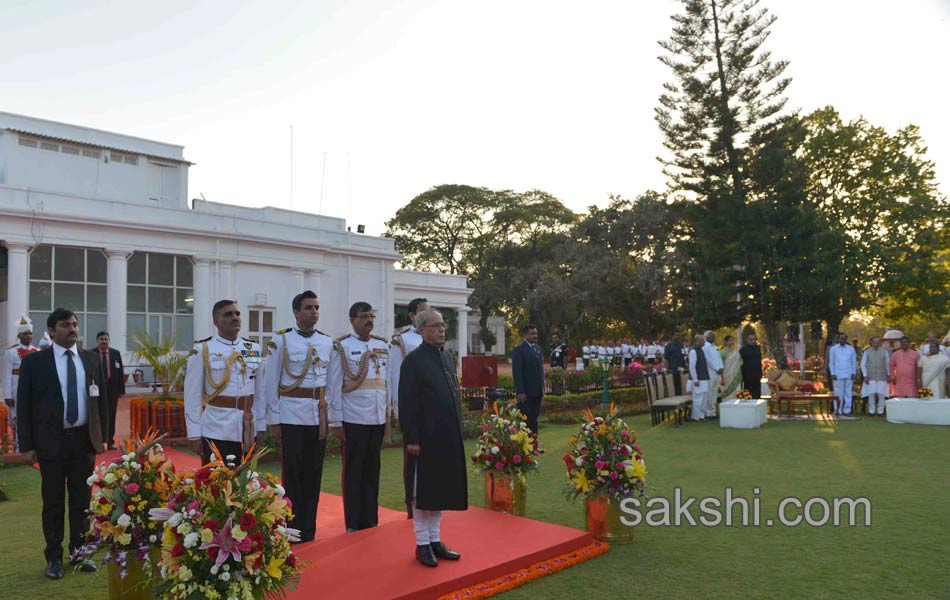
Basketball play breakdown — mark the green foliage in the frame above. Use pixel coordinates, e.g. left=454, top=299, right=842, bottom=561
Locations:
left=128, top=329, right=188, bottom=400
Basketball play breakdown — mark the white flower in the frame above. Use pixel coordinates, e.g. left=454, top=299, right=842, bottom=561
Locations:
left=149, top=507, right=175, bottom=522
left=226, top=454, right=236, bottom=462
left=168, top=512, right=183, bottom=527
left=210, top=565, right=219, bottom=575
left=223, top=564, right=230, bottom=571
left=575, top=457, right=584, bottom=467
left=219, top=571, right=231, bottom=581
left=275, top=485, right=286, bottom=497
left=86, top=474, right=98, bottom=486
left=184, top=478, right=194, bottom=485
left=277, top=526, right=286, bottom=536
left=491, top=446, right=500, bottom=454
left=183, top=532, right=200, bottom=549
left=130, top=462, right=141, bottom=470
left=117, top=513, right=132, bottom=527
left=103, top=472, right=117, bottom=484
left=149, top=535, right=157, bottom=543
left=176, top=522, right=192, bottom=535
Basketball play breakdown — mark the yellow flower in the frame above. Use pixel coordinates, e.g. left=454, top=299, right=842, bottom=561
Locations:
left=200, top=528, right=213, bottom=543
left=231, top=525, right=248, bottom=541
left=265, top=557, right=285, bottom=580
left=573, top=470, right=591, bottom=493
left=627, top=461, right=647, bottom=482
left=178, top=565, right=193, bottom=581
left=118, top=533, right=132, bottom=545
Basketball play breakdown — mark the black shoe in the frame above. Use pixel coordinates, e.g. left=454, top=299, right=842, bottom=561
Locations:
left=430, top=541, right=461, bottom=560
left=45, top=560, right=64, bottom=580
left=70, top=557, right=97, bottom=573
left=415, top=544, right=438, bottom=567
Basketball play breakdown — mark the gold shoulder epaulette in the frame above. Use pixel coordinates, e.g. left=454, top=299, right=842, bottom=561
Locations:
left=335, top=333, right=351, bottom=342
left=194, top=336, right=211, bottom=344
left=371, top=334, right=389, bottom=343
left=394, top=325, right=411, bottom=335
left=276, top=327, right=292, bottom=335
left=316, top=329, right=329, bottom=337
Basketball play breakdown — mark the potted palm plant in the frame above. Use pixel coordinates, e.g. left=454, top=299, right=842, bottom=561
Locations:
left=128, top=330, right=189, bottom=439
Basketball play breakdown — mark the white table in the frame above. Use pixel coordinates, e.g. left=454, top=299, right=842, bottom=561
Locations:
left=885, top=398, right=950, bottom=425
left=720, top=399, right=768, bottom=429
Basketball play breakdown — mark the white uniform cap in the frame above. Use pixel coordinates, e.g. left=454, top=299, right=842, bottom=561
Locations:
left=39, top=332, right=52, bottom=347
left=16, top=314, right=33, bottom=334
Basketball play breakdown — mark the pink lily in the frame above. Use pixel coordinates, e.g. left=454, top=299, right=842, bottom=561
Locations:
left=199, top=517, right=243, bottom=568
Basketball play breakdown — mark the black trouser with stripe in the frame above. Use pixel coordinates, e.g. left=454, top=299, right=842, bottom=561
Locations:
left=281, top=424, right=327, bottom=542
left=342, top=422, right=385, bottom=532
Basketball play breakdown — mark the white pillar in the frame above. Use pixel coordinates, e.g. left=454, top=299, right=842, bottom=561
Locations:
left=105, top=249, right=130, bottom=354
left=4, top=243, right=30, bottom=342
left=289, top=268, right=305, bottom=293
left=305, top=269, right=321, bottom=297
left=457, top=307, right=470, bottom=359
left=219, top=261, right=234, bottom=301
left=193, top=258, right=212, bottom=340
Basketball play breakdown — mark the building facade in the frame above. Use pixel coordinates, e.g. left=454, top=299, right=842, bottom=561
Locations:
left=0, top=112, right=473, bottom=363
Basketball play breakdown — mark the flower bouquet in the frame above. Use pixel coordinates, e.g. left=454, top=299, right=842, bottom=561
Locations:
left=563, top=405, right=646, bottom=543
left=918, top=388, right=933, bottom=399
left=471, top=403, right=540, bottom=515
left=149, top=445, right=302, bottom=599
left=736, top=389, right=752, bottom=400
left=75, top=429, right=175, bottom=599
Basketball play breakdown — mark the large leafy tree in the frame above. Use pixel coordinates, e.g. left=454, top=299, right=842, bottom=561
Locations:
left=799, top=106, right=949, bottom=331
left=385, top=184, right=575, bottom=351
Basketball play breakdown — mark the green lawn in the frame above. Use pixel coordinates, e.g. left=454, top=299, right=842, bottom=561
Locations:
left=2, top=415, right=949, bottom=599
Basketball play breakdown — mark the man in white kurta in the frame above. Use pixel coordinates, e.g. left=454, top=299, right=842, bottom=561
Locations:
left=688, top=335, right=711, bottom=421
left=184, top=300, right=266, bottom=464
left=703, top=331, right=724, bottom=417
left=860, top=337, right=890, bottom=415
left=828, top=333, right=858, bottom=415
left=4, top=315, right=39, bottom=451
left=329, top=302, right=392, bottom=532
left=264, top=290, right=342, bottom=543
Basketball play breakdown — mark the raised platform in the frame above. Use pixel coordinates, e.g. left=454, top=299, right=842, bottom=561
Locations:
left=886, top=398, right=950, bottom=425
left=93, top=447, right=605, bottom=599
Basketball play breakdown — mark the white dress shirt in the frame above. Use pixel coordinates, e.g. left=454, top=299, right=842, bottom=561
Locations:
left=329, top=334, right=392, bottom=426
left=389, top=326, right=423, bottom=411
left=703, top=341, right=724, bottom=375
left=184, top=335, right=266, bottom=442
left=264, top=327, right=341, bottom=426
left=52, top=342, right=88, bottom=428
left=828, top=343, right=857, bottom=378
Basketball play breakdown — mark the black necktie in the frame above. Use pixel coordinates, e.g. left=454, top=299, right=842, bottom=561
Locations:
left=65, top=349, right=79, bottom=425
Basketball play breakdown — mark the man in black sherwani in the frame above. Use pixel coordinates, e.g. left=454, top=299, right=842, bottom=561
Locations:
left=398, top=309, right=468, bottom=568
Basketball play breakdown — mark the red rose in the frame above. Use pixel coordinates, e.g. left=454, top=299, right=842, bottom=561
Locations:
left=512, top=455, right=522, bottom=464
left=286, top=553, right=297, bottom=568
left=194, top=468, right=212, bottom=488
left=210, top=484, right=221, bottom=498
left=204, top=518, right=219, bottom=532
left=254, top=555, right=264, bottom=569
left=238, top=536, right=253, bottom=552
left=562, top=454, right=573, bottom=467
left=171, top=544, right=184, bottom=558
left=249, top=533, right=265, bottom=552
left=207, top=547, right=219, bottom=561
left=240, top=512, right=258, bottom=531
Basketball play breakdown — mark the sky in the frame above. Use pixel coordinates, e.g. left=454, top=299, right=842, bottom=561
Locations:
left=3, top=0, right=948, bottom=237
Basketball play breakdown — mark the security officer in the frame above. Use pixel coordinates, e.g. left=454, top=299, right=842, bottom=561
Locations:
left=4, top=315, right=39, bottom=451
left=184, top=299, right=266, bottom=464
left=549, top=332, right=567, bottom=369
left=389, top=297, right=429, bottom=421
left=329, top=301, right=392, bottom=532
left=264, top=290, right=341, bottom=543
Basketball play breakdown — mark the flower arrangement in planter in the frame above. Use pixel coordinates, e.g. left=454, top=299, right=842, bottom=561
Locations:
left=74, top=429, right=175, bottom=599
left=563, top=405, right=646, bottom=543
left=918, top=388, right=933, bottom=399
left=149, top=444, right=302, bottom=599
left=129, top=331, right=189, bottom=439
left=471, top=403, right=540, bottom=515
left=736, top=389, right=753, bottom=400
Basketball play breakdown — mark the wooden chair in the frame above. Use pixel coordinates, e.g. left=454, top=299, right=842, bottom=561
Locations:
left=646, top=372, right=691, bottom=426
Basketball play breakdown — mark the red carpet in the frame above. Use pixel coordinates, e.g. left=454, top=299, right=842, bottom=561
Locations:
left=291, top=501, right=606, bottom=600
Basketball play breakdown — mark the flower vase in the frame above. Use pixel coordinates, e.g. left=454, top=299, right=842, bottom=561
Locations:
left=108, top=550, right=158, bottom=600
left=585, top=495, right=635, bottom=544
left=485, top=472, right=527, bottom=516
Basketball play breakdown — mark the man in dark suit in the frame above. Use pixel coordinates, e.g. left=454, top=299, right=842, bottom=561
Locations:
left=511, top=324, right=544, bottom=435
left=17, top=308, right=106, bottom=580
left=95, top=331, right=125, bottom=450
left=739, top=332, right=763, bottom=399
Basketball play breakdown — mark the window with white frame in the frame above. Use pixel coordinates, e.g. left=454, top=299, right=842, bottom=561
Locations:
left=245, top=307, right=275, bottom=348
left=126, top=252, right=194, bottom=351
left=28, top=245, right=108, bottom=349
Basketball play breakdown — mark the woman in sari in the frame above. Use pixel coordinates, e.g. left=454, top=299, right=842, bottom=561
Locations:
left=720, top=335, right=742, bottom=401
left=919, top=343, right=950, bottom=399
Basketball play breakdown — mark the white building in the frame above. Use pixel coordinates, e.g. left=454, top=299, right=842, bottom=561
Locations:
left=0, top=111, right=473, bottom=362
